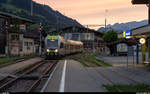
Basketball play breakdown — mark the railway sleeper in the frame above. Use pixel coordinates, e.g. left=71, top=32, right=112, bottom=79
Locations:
left=19, top=75, right=40, bottom=80
left=8, top=74, right=18, bottom=79
left=18, top=74, right=50, bottom=80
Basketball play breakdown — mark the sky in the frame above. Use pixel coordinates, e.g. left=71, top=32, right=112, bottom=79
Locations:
left=33, top=0, right=148, bottom=29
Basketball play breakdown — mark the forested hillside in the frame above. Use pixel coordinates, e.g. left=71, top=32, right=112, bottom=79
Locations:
left=0, top=0, right=82, bottom=31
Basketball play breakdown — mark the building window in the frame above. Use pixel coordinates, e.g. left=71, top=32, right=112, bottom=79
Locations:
left=29, top=42, right=33, bottom=46
left=0, top=18, right=5, bottom=32
left=24, top=42, right=33, bottom=50
left=71, top=33, right=80, bottom=41
left=11, top=34, right=19, bottom=40
left=27, top=46, right=31, bottom=50
left=24, top=42, right=28, bottom=46
left=24, top=42, right=33, bottom=46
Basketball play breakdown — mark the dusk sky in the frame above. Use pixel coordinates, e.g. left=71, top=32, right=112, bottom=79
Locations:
left=34, top=0, right=148, bottom=29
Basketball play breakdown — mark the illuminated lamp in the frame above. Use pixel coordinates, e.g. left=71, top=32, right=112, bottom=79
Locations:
left=139, top=38, right=146, bottom=44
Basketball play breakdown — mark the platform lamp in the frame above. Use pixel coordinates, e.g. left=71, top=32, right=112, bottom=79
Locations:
left=5, top=20, right=9, bottom=58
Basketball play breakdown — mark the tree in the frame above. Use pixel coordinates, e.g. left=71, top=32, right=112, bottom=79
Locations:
left=103, top=30, right=118, bottom=43
left=103, top=30, right=118, bottom=55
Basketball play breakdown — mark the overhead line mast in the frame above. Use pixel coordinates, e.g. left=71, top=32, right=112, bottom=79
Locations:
left=31, top=0, right=33, bottom=16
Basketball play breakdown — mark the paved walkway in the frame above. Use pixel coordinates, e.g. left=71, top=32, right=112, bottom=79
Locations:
left=110, top=66, right=150, bottom=84
left=0, top=57, right=42, bottom=80
left=97, top=55, right=143, bottom=67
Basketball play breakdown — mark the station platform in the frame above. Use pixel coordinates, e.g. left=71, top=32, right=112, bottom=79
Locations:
left=0, top=57, right=42, bottom=80
left=43, top=60, right=106, bottom=92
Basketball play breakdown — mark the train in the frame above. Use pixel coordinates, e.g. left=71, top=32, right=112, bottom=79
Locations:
left=44, top=35, right=83, bottom=59
left=117, top=43, right=128, bottom=56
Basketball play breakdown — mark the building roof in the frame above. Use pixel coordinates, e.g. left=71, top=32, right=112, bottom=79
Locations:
left=132, top=0, right=148, bottom=4
left=23, top=31, right=40, bottom=39
left=0, top=15, right=7, bottom=18
left=0, top=11, right=34, bottom=23
left=61, top=26, right=103, bottom=36
left=131, top=24, right=150, bottom=36
left=106, top=39, right=138, bottom=46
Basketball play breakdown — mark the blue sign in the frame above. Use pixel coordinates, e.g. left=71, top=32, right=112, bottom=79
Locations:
left=125, top=30, right=131, bottom=37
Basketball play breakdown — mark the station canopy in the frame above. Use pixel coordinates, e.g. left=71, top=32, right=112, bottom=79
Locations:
left=132, top=0, right=149, bottom=4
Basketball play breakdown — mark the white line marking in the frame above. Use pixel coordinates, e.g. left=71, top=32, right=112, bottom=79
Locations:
left=40, top=63, right=59, bottom=92
left=59, top=60, right=67, bottom=92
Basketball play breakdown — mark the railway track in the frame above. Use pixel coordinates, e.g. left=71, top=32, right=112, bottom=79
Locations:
left=0, top=60, right=58, bottom=92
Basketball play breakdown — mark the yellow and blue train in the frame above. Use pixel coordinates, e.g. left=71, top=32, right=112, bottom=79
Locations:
left=44, top=35, right=83, bottom=59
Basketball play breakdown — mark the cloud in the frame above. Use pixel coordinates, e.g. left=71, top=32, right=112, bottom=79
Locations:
left=34, top=0, right=147, bottom=25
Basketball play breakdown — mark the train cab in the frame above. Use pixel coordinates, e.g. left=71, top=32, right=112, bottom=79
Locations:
left=45, top=35, right=60, bottom=59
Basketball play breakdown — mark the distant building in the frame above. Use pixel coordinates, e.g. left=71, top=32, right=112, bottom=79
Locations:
left=0, top=12, right=40, bottom=56
left=57, top=26, right=105, bottom=52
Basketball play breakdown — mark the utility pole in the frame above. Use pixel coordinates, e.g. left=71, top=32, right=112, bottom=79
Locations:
left=105, top=10, right=108, bottom=33
left=105, top=18, right=107, bottom=33
left=31, top=0, right=33, bottom=16
left=5, top=21, right=9, bottom=58
left=39, top=22, right=42, bottom=56
left=146, top=0, right=150, bottom=24
left=56, top=15, right=58, bottom=33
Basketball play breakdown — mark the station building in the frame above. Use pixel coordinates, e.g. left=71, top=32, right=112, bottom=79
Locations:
left=58, top=26, right=105, bottom=53
left=131, top=25, right=150, bottom=64
left=0, top=12, right=40, bottom=56
left=130, top=0, right=150, bottom=64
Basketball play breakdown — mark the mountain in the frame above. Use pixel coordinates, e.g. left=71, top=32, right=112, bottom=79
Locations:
left=0, top=0, right=82, bottom=31
left=98, top=20, right=148, bottom=33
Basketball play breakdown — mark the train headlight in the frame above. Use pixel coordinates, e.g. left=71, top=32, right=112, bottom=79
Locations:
left=54, top=49, right=58, bottom=53
left=47, top=49, right=50, bottom=52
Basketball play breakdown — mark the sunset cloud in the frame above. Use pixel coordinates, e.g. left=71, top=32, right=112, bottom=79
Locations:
left=34, top=0, right=147, bottom=29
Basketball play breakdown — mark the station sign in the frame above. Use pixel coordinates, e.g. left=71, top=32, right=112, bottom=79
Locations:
left=20, top=24, right=26, bottom=30
left=84, top=33, right=94, bottom=40
left=123, top=30, right=132, bottom=39
left=47, top=35, right=59, bottom=40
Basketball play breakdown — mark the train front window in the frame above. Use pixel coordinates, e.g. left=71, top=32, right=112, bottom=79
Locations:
left=47, top=39, right=58, bottom=48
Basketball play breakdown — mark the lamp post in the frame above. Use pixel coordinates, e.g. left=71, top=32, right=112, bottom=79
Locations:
left=105, top=10, right=108, bottom=33
left=39, top=22, right=42, bottom=56
left=146, top=0, right=150, bottom=24
left=31, top=0, right=33, bottom=16
left=5, top=21, right=9, bottom=58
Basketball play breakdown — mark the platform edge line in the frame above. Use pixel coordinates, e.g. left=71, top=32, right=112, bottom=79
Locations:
left=40, top=62, right=59, bottom=92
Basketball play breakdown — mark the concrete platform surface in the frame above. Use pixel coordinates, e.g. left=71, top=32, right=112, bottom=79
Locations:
left=43, top=59, right=150, bottom=92
left=0, top=57, right=42, bottom=80
left=43, top=60, right=106, bottom=92
left=97, top=56, right=142, bottom=67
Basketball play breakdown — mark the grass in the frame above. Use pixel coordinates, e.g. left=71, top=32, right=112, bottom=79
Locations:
left=0, top=58, right=13, bottom=63
left=0, top=58, right=15, bottom=68
left=95, top=58, right=111, bottom=67
left=67, top=53, right=111, bottom=67
left=0, top=53, right=37, bottom=68
left=103, top=84, right=150, bottom=92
